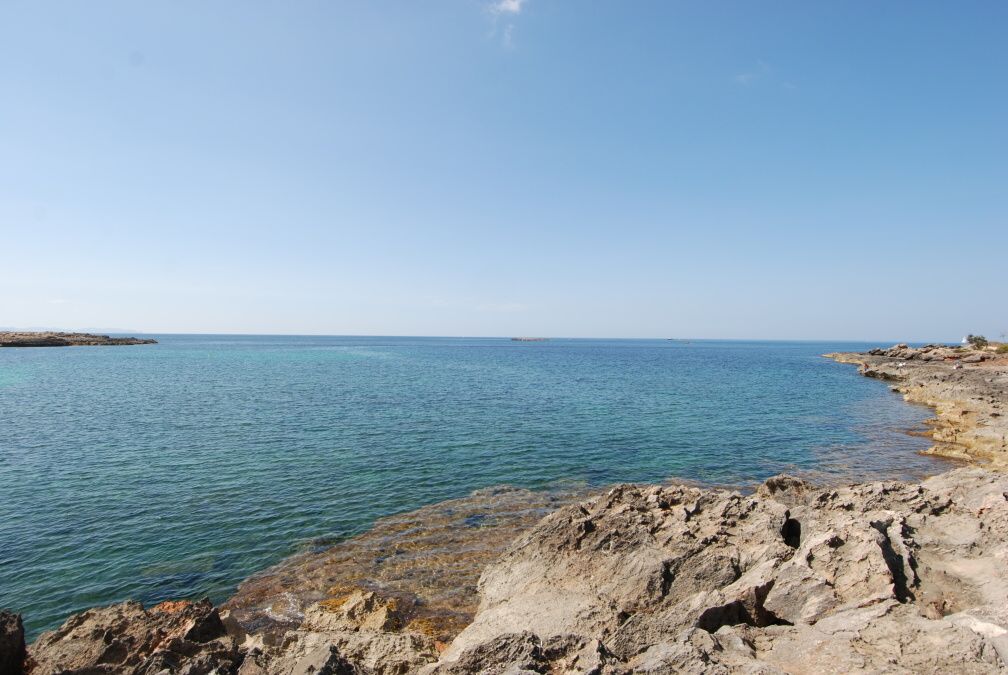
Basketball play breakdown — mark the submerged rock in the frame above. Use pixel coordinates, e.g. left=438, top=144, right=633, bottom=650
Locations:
left=224, top=485, right=578, bottom=644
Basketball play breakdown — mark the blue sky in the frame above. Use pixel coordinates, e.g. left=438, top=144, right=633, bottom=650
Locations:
left=1, top=1, right=1005, bottom=340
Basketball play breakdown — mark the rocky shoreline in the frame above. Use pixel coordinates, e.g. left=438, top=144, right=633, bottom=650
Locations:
left=0, top=332, right=157, bottom=347
left=4, top=343, right=1008, bottom=673
left=825, top=343, right=1008, bottom=470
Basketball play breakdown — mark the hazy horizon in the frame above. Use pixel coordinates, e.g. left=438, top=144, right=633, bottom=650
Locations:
left=2, top=2, right=1005, bottom=340
left=0, top=327, right=993, bottom=344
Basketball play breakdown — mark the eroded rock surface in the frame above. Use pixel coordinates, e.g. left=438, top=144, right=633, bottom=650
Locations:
left=431, top=467, right=1008, bottom=673
left=27, top=599, right=239, bottom=675
left=826, top=343, right=1008, bottom=468
left=21, top=469, right=1008, bottom=673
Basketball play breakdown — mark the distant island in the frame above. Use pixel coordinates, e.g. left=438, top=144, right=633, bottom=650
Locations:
left=0, top=332, right=157, bottom=347
left=510, top=337, right=548, bottom=342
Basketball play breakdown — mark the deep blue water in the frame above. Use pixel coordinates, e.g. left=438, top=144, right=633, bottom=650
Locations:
left=0, top=336, right=946, bottom=637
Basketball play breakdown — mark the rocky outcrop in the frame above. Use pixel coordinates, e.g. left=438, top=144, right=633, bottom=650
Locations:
left=241, top=591, right=440, bottom=675
left=427, top=467, right=1008, bottom=673
left=0, top=332, right=156, bottom=347
left=24, top=593, right=438, bottom=675
left=825, top=344, right=1008, bottom=469
left=27, top=599, right=240, bottom=674
left=1, top=611, right=26, bottom=675
left=20, top=468, right=1008, bottom=673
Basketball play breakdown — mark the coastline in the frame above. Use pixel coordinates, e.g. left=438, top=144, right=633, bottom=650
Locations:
left=825, top=343, right=1008, bottom=470
left=6, top=342, right=1008, bottom=673
left=221, top=485, right=580, bottom=645
left=0, top=332, right=156, bottom=347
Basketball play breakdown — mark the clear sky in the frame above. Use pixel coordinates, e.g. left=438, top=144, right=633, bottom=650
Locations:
left=1, top=1, right=1005, bottom=340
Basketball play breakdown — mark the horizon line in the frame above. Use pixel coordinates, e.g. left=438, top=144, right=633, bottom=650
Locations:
left=1, top=329, right=962, bottom=344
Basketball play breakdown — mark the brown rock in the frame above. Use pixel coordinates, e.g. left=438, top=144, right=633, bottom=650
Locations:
left=28, top=599, right=238, bottom=675
left=826, top=346, right=1008, bottom=468
left=430, top=468, right=1008, bottom=672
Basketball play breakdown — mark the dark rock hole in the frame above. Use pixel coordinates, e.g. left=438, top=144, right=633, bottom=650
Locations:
left=696, top=582, right=792, bottom=634
left=781, top=518, right=801, bottom=548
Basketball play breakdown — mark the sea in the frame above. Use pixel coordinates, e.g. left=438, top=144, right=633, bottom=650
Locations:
left=0, top=336, right=950, bottom=637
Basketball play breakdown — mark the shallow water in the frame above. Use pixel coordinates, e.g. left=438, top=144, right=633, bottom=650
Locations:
left=0, top=336, right=947, bottom=637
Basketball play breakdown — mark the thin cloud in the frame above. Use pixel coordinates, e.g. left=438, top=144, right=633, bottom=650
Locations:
left=488, top=0, right=525, bottom=48
left=734, top=61, right=770, bottom=86
left=502, top=23, right=515, bottom=48
left=491, top=0, right=525, bottom=15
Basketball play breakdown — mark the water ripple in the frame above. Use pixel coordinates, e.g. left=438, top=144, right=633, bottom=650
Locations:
left=0, top=336, right=948, bottom=638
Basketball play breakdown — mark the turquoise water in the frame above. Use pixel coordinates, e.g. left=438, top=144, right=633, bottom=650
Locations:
left=0, top=336, right=945, bottom=637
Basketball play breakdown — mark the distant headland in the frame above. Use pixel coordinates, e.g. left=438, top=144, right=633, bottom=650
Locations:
left=0, top=331, right=157, bottom=347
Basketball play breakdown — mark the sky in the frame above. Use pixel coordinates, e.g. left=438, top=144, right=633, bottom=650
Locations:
left=1, top=1, right=1005, bottom=340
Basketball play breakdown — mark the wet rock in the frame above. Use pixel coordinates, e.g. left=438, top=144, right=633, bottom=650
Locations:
left=303, top=591, right=405, bottom=633
left=223, top=486, right=577, bottom=645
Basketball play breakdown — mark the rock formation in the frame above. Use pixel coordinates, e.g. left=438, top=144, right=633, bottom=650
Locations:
left=0, top=332, right=157, bottom=347
left=19, top=468, right=1008, bottom=673
left=25, top=600, right=239, bottom=675
left=826, top=343, right=1008, bottom=469
left=428, top=467, right=1008, bottom=673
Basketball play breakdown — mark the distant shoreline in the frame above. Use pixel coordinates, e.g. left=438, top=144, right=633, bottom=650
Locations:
left=0, top=331, right=157, bottom=347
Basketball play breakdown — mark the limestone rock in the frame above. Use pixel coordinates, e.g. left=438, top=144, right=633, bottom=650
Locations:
left=826, top=346, right=1008, bottom=468
left=27, top=599, right=238, bottom=675
left=430, top=468, right=1008, bottom=672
